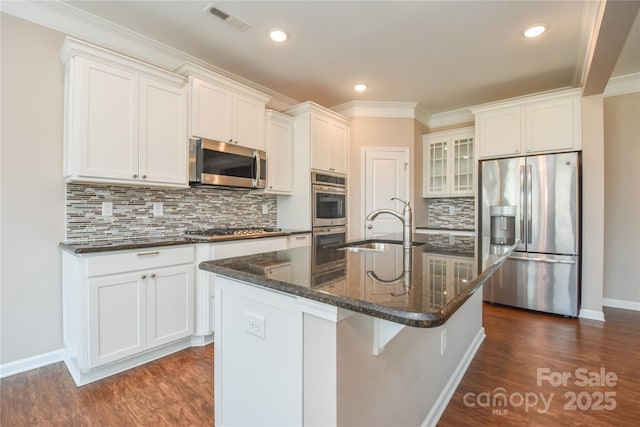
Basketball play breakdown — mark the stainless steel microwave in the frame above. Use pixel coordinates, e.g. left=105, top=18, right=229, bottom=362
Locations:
left=189, top=138, right=266, bottom=189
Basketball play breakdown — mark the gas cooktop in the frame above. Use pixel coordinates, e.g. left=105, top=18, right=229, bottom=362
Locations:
left=184, top=227, right=286, bottom=241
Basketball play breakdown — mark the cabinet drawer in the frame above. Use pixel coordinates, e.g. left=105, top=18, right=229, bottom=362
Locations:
left=86, top=246, right=195, bottom=277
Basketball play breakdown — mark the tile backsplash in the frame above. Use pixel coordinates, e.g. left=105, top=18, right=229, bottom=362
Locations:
left=66, top=184, right=277, bottom=241
left=426, top=197, right=475, bottom=229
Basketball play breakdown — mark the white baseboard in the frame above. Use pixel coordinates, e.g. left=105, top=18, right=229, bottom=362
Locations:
left=421, top=327, right=486, bottom=427
left=0, top=348, right=65, bottom=379
left=603, top=298, right=640, bottom=311
left=579, top=308, right=606, bottom=322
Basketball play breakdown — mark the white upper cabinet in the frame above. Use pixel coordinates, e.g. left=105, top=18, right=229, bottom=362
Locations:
left=265, top=110, right=294, bottom=194
left=423, top=126, right=475, bottom=198
left=191, top=77, right=233, bottom=143
left=175, top=63, right=271, bottom=151
left=472, top=89, right=581, bottom=159
left=60, top=38, right=188, bottom=187
left=286, top=101, right=350, bottom=175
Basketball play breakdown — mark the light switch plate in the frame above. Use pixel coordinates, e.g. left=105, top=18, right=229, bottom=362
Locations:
left=262, top=203, right=269, bottom=215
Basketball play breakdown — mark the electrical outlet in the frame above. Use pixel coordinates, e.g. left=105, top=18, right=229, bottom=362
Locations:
left=441, top=329, right=447, bottom=356
left=262, top=203, right=269, bottom=215
left=102, top=201, right=113, bottom=217
left=153, top=202, right=164, bottom=217
left=245, top=311, right=265, bottom=339
left=449, top=206, right=455, bottom=215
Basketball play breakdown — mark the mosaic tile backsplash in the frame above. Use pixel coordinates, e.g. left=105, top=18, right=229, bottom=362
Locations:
left=426, top=197, right=475, bottom=230
left=66, top=184, right=277, bottom=241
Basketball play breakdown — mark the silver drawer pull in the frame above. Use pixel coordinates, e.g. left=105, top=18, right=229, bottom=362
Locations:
left=295, top=236, right=307, bottom=240
left=137, top=251, right=160, bottom=257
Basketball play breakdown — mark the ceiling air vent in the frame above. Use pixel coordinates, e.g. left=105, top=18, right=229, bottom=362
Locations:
left=204, top=4, right=251, bottom=32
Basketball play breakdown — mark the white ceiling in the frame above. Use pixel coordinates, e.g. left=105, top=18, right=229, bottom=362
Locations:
left=59, top=1, right=640, bottom=117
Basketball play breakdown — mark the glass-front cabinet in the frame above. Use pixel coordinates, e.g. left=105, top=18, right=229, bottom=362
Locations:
left=423, top=126, right=475, bottom=197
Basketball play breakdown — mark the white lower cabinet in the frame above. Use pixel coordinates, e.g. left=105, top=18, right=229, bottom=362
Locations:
left=62, top=245, right=195, bottom=385
left=288, top=233, right=312, bottom=248
left=194, top=236, right=289, bottom=337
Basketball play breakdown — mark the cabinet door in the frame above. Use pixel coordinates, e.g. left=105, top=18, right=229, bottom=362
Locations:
left=477, top=107, right=522, bottom=158
left=191, top=77, right=233, bottom=142
left=89, top=272, right=147, bottom=368
left=233, top=93, right=265, bottom=149
left=424, top=137, right=449, bottom=196
left=525, top=98, right=576, bottom=153
left=329, top=121, right=348, bottom=174
left=310, top=114, right=331, bottom=172
left=139, top=78, right=187, bottom=185
left=147, top=264, right=194, bottom=348
left=451, top=132, right=474, bottom=195
left=76, top=57, right=139, bottom=180
left=265, top=113, right=293, bottom=193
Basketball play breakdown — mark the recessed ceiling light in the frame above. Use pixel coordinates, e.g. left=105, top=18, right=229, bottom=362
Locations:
left=523, top=24, right=546, bottom=38
left=354, top=84, right=368, bottom=92
left=269, top=28, right=288, bottom=42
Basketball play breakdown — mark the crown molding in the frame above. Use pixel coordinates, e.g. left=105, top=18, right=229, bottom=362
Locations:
left=573, top=0, right=605, bottom=87
left=428, top=108, right=475, bottom=129
left=604, top=73, right=640, bottom=97
left=0, top=0, right=299, bottom=111
left=331, top=101, right=418, bottom=119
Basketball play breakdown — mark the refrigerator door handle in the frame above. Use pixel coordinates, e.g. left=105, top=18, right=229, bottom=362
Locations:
left=509, top=255, right=576, bottom=264
left=527, top=164, right=532, bottom=244
left=519, top=165, right=525, bottom=242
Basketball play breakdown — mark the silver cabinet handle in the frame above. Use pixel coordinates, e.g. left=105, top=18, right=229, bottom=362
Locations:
left=141, top=275, right=147, bottom=279
left=527, top=164, right=532, bottom=244
left=295, top=236, right=306, bottom=240
left=133, top=174, right=138, bottom=179
left=137, top=251, right=160, bottom=257
left=519, top=165, right=525, bottom=243
left=151, top=273, right=156, bottom=278
left=142, top=175, right=147, bottom=179
left=367, top=224, right=373, bottom=230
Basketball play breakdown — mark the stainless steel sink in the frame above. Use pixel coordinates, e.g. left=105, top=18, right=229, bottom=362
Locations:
left=338, top=242, right=390, bottom=252
left=337, top=241, right=425, bottom=253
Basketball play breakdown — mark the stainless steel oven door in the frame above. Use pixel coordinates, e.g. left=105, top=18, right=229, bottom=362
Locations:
left=312, top=184, right=347, bottom=227
left=312, top=226, right=347, bottom=274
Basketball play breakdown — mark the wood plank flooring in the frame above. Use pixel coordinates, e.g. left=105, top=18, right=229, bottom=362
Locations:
left=439, top=304, right=640, bottom=426
left=0, top=345, right=214, bottom=426
left=1, top=304, right=638, bottom=426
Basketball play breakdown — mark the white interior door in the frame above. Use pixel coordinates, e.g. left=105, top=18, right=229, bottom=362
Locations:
left=363, top=148, right=409, bottom=239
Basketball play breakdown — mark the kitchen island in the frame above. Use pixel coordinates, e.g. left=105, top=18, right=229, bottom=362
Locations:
left=200, top=234, right=515, bottom=426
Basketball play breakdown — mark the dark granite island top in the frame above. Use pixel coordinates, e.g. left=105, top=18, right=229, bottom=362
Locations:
left=199, top=233, right=517, bottom=328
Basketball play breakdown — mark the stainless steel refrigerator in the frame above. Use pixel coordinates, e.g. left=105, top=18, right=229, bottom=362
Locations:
left=479, top=152, right=580, bottom=316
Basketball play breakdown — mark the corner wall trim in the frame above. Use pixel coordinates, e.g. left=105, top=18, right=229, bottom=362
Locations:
left=578, top=308, right=606, bottom=322
left=0, top=348, right=65, bottom=379
left=603, top=298, right=640, bottom=312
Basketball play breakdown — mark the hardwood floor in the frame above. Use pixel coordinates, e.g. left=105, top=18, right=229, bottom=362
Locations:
left=0, top=345, right=214, bottom=426
left=439, top=304, right=640, bottom=426
left=1, top=304, right=638, bottom=426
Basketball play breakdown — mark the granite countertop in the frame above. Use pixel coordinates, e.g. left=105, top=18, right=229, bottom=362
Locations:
left=200, top=233, right=517, bottom=328
left=59, top=229, right=311, bottom=254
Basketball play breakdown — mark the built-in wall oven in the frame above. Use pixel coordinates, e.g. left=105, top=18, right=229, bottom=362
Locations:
left=312, top=226, right=347, bottom=287
left=312, top=172, right=347, bottom=227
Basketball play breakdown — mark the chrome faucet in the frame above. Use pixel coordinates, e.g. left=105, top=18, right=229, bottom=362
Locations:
left=366, top=197, right=413, bottom=249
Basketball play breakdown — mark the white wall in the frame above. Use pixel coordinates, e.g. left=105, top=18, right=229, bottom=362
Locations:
left=1, top=13, right=66, bottom=364
left=347, top=117, right=417, bottom=239
left=603, top=92, right=640, bottom=304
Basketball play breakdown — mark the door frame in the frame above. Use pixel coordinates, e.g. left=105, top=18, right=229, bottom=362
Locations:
left=360, top=146, right=410, bottom=238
